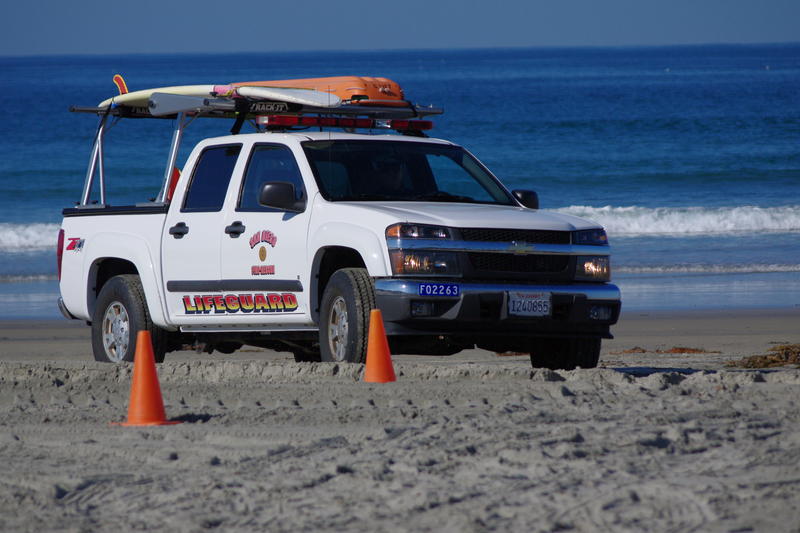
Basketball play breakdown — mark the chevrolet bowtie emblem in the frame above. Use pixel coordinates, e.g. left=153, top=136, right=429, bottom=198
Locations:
left=508, top=241, right=535, bottom=255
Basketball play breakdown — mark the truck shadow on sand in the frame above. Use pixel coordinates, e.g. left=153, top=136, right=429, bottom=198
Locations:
left=611, top=367, right=707, bottom=377
left=172, top=413, right=216, bottom=423
left=610, top=366, right=787, bottom=377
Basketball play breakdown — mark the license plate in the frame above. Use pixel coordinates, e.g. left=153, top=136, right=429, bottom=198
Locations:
left=418, top=283, right=460, bottom=297
left=508, top=291, right=551, bottom=317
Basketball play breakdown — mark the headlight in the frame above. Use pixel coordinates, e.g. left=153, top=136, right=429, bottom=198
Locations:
left=573, top=229, right=608, bottom=246
left=389, top=250, right=461, bottom=276
left=386, top=223, right=451, bottom=240
left=575, top=255, right=611, bottom=281
left=386, top=224, right=458, bottom=276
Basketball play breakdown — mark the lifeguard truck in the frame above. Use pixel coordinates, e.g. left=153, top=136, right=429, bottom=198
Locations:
left=58, top=76, right=620, bottom=369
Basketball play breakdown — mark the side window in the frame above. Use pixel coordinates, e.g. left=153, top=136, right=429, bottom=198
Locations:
left=239, top=144, right=305, bottom=211
left=182, top=144, right=242, bottom=212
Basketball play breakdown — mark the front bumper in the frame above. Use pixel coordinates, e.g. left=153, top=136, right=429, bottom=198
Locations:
left=374, top=279, right=621, bottom=338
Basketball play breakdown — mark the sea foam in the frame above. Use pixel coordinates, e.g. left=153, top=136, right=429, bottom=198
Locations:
left=0, top=223, right=62, bottom=251
left=557, top=205, right=800, bottom=236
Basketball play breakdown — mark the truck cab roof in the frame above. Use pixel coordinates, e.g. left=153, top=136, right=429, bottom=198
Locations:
left=194, top=131, right=455, bottom=147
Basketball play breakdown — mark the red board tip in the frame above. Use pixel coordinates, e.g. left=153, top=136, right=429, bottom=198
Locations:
left=113, top=74, right=129, bottom=95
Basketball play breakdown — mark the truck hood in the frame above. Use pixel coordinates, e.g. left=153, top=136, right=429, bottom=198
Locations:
left=334, top=201, right=601, bottom=232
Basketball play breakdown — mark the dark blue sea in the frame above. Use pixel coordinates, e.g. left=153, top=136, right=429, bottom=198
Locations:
left=1, top=44, right=799, bottom=318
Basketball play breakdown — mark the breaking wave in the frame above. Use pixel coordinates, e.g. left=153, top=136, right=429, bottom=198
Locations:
left=0, top=223, right=61, bottom=251
left=616, top=264, right=800, bottom=275
left=4, top=206, right=800, bottom=250
left=557, top=205, right=800, bottom=236
left=0, top=274, right=57, bottom=282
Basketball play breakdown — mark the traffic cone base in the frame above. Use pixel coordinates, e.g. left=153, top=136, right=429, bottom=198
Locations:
left=364, top=309, right=396, bottom=383
left=113, top=330, right=182, bottom=427
left=116, top=420, right=181, bottom=427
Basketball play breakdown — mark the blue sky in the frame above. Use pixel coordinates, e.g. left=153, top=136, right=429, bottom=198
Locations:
left=2, top=0, right=798, bottom=55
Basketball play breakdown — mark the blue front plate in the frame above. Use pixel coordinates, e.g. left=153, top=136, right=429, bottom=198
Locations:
left=418, top=282, right=460, bottom=297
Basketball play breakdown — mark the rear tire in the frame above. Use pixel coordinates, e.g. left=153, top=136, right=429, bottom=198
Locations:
left=91, top=274, right=167, bottom=364
left=529, top=337, right=601, bottom=370
left=319, top=268, right=375, bottom=363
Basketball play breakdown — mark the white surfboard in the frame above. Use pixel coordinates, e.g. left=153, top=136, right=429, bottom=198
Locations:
left=99, top=85, right=217, bottom=108
left=235, top=86, right=341, bottom=108
left=147, top=93, right=238, bottom=116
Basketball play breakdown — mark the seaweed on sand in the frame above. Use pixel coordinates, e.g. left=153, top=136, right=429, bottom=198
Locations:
left=726, top=344, right=800, bottom=369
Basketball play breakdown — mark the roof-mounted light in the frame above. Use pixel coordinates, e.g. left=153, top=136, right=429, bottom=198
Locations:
left=256, top=115, right=433, bottom=131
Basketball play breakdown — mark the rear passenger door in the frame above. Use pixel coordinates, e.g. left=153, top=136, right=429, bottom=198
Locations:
left=218, top=143, right=313, bottom=323
left=162, top=143, right=243, bottom=324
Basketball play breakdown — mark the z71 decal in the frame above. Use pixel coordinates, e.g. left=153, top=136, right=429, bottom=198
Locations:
left=182, top=292, right=298, bottom=314
left=66, top=237, right=84, bottom=252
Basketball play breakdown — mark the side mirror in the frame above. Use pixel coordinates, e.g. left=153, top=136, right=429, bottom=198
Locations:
left=512, top=189, right=539, bottom=209
left=258, top=182, right=306, bottom=213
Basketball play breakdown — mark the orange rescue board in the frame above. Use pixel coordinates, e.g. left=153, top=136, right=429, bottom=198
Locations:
left=231, top=76, right=405, bottom=105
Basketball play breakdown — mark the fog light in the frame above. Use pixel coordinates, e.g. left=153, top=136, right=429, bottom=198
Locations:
left=411, top=301, right=435, bottom=317
left=589, top=305, right=613, bottom=321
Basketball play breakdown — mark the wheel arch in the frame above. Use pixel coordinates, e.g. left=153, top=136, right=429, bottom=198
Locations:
left=310, top=246, right=368, bottom=324
left=83, top=232, right=170, bottom=328
left=308, top=221, right=389, bottom=323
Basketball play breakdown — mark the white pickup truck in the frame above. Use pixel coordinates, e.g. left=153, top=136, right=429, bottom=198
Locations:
left=59, top=77, right=620, bottom=369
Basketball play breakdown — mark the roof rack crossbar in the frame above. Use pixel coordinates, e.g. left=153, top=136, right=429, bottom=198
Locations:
left=70, top=100, right=443, bottom=121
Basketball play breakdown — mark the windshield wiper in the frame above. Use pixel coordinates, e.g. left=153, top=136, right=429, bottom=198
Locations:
left=336, top=193, right=406, bottom=201
left=412, top=191, right=476, bottom=203
left=336, top=192, right=479, bottom=203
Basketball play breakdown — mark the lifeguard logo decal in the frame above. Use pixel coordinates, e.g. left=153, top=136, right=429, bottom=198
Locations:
left=182, top=293, right=298, bottom=314
left=250, top=229, right=276, bottom=276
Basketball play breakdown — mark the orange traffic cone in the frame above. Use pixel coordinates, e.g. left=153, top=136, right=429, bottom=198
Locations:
left=114, top=331, right=181, bottom=426
left=364, top=309, right=396, bottom=383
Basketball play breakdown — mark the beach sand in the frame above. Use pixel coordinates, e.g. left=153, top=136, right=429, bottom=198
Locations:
left=1, top=308, right=799, bottom=531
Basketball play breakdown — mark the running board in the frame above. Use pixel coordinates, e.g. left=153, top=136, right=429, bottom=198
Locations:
left=179, top=325, right=319, bottom=334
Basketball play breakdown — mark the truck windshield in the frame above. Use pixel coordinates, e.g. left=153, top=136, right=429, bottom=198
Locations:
left=302, top=140, right=516, bottom=205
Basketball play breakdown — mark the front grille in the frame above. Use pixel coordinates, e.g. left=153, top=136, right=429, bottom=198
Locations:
left=459, top=228, right=570, bottom=244
left=467, top=253, right=569, bottom=273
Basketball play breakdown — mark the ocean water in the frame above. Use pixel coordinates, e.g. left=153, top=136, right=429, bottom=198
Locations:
left=1, top=44, right=799, bottom=318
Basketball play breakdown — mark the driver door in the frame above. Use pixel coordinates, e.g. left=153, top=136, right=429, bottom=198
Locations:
left=218, top=143, right=313, bottom=325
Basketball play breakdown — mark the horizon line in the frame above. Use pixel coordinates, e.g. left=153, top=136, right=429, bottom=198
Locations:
left=2, top=40, right=799, bottom=60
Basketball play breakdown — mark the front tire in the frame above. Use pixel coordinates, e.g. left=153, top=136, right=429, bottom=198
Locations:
left=91, top=274, right=166, bottom=363
left=529, top=337, right=601, bottom=370
left=319, top=268, right=375, bottom=363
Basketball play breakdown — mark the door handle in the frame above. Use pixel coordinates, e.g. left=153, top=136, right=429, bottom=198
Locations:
left=225, top=221, right=246, bottom=237
left=169, top=222, right=189, bottom=238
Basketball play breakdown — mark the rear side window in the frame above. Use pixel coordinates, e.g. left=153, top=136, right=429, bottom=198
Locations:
left=238, top=144, right=305, bottom=211
left=183, top=144, right=242, bottom=212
